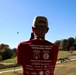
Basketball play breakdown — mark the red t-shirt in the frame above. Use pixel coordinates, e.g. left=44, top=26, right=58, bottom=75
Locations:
left=17, top=39, right=59, bottom=75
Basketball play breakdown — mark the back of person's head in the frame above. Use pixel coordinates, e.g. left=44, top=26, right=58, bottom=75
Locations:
left=32, top=16, right=48, bottom=28
left=32, top=16, right=49, bottom=39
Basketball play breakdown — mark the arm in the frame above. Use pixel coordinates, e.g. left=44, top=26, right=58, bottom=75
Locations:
left=30, top=32, right=34, bottom=40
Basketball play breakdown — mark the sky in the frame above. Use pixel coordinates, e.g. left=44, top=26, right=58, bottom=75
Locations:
left=0, top=0, right=76, bottom=48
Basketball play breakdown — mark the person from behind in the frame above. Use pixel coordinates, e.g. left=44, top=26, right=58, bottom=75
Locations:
left=17, top=16, right=59, bottom=75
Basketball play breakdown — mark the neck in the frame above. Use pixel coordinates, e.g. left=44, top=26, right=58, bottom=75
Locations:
left=34, top=36, right=45, bottom=40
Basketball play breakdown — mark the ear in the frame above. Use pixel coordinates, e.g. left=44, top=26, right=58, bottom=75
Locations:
left=32, top=27, right=36, bottom=33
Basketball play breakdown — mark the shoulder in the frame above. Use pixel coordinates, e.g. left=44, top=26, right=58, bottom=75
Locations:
left=17, top=40, right=32, bottom=48
left=45, top=40, right=59, bottom=48
left=52, top=42, right=58, bottom=46
left=45, top=40, right=55, bottom=45
left=52, top=44, right=59, bottom=52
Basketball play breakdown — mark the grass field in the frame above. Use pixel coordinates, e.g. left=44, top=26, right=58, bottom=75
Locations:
left=1, top=57, right=17, bottom=63
left=1, top=51, right=76, bottom=63
left=0, top=60, right=76, bottom=75
left=58, top=51, right=76, bottom=58
left=55, top=60, right=76, bottom=75
left=0, top=51, right=76, bottom=75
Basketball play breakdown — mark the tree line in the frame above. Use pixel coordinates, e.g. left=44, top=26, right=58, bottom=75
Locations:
left=0, top=43, right=16, bottom=60
left=0, top=37, right=76, bottom=60
left=54, top=37, right=76, bottom=51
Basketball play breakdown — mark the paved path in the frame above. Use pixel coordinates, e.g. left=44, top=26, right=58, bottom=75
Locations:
left=0, top=68, right=22, bottom=74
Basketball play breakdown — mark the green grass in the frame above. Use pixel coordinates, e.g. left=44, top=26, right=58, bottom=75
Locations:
left=1, top=51, right=76, bottom=63
left=0, top=61, right=76, bottom=75
left=1, top=57, right=17, bottom=63
left=54, top=60, right=76, bottom=75
left=58, top=51, right=76, bottom=58
left=0, top=51, right=76, bottom=75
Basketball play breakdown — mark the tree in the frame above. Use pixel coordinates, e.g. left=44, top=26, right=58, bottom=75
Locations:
left=0, top=43, right=15, bottom=60
left=1, top=49, right=14, bottom=60
left=0, top=55, right=2, bottom=60
left=67, top=37, right=75, bottom=50
left=73, top=37, right=76, bottom=50
left=62, top=39, right=68, bottom=50
left=11, top=48, right=17, bottom=57
left=54, top=37, right=76, bottom=51
left=0, top=43, right=9, bottom=52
